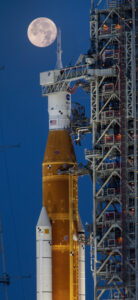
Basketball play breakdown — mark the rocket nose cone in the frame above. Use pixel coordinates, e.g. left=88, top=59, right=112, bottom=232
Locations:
left=37, top=206, right=51, bottom=227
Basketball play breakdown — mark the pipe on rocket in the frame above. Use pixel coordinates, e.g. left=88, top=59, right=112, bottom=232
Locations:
left=36, top=206, right=52, bottom=300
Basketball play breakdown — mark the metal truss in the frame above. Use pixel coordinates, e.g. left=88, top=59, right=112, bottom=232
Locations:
left=85, top=1, right=137, bottom=299
left=126, top=32, right=133, bottom=118
left=41, top=64, right=115, bottom=97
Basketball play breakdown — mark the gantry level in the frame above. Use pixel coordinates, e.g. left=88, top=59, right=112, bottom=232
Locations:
left=40, top=65, right=115, bottom=96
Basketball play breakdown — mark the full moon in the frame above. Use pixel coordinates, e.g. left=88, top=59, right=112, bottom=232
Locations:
left=27, top=17, right=57, bottom=47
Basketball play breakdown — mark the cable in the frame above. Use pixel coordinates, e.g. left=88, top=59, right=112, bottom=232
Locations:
left=0, top=212, right=9, bottom=300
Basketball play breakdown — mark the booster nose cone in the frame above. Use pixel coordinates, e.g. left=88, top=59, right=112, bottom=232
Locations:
left=37, top=206, right=51, bottom=227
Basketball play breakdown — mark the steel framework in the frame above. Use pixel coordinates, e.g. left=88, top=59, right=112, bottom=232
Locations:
left=85, top=0, right=138, bottom=299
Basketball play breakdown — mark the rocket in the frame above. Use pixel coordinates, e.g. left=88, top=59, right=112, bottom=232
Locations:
left=36, top=31, right=85, bottom=300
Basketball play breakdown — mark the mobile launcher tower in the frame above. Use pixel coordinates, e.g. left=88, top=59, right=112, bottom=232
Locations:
left=37, top=0, right=138, bottom=299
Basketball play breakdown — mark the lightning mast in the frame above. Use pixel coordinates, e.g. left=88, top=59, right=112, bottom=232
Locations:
left=56, top=28, right=63, bottom=70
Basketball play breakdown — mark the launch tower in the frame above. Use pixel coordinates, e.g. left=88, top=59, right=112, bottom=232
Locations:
left=86, top=0, right=138, bottom=299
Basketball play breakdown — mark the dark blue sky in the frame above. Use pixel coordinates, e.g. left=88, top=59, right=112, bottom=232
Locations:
left=0, top=0, right=94, bottom=299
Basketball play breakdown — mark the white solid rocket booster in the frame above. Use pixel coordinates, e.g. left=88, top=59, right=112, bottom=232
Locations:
left=78, top=219, right=86, bottom=300
left=36, top=206, right=52, bottom=300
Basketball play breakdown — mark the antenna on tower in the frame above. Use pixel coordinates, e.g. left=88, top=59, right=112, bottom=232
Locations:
left=56, top=28, right=63, bottom=70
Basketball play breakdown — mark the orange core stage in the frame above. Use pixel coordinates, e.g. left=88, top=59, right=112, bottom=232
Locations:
left=42, top=130, right=79, bottom=300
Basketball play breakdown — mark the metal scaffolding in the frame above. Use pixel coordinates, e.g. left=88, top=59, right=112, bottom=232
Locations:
left=85, top=0, right=138, bottom=299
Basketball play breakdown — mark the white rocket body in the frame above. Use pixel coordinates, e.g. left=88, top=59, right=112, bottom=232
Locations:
left=78, top=219, right=86, bottom=300
left=48, top=92, right=71, bottom=130
left=78, top=240, right=85, bottom=300
left=36, top=207, right=52, bottom=300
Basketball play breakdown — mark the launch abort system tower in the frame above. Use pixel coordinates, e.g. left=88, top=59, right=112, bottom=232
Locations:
left=38, top=0, right=138, bottom=299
